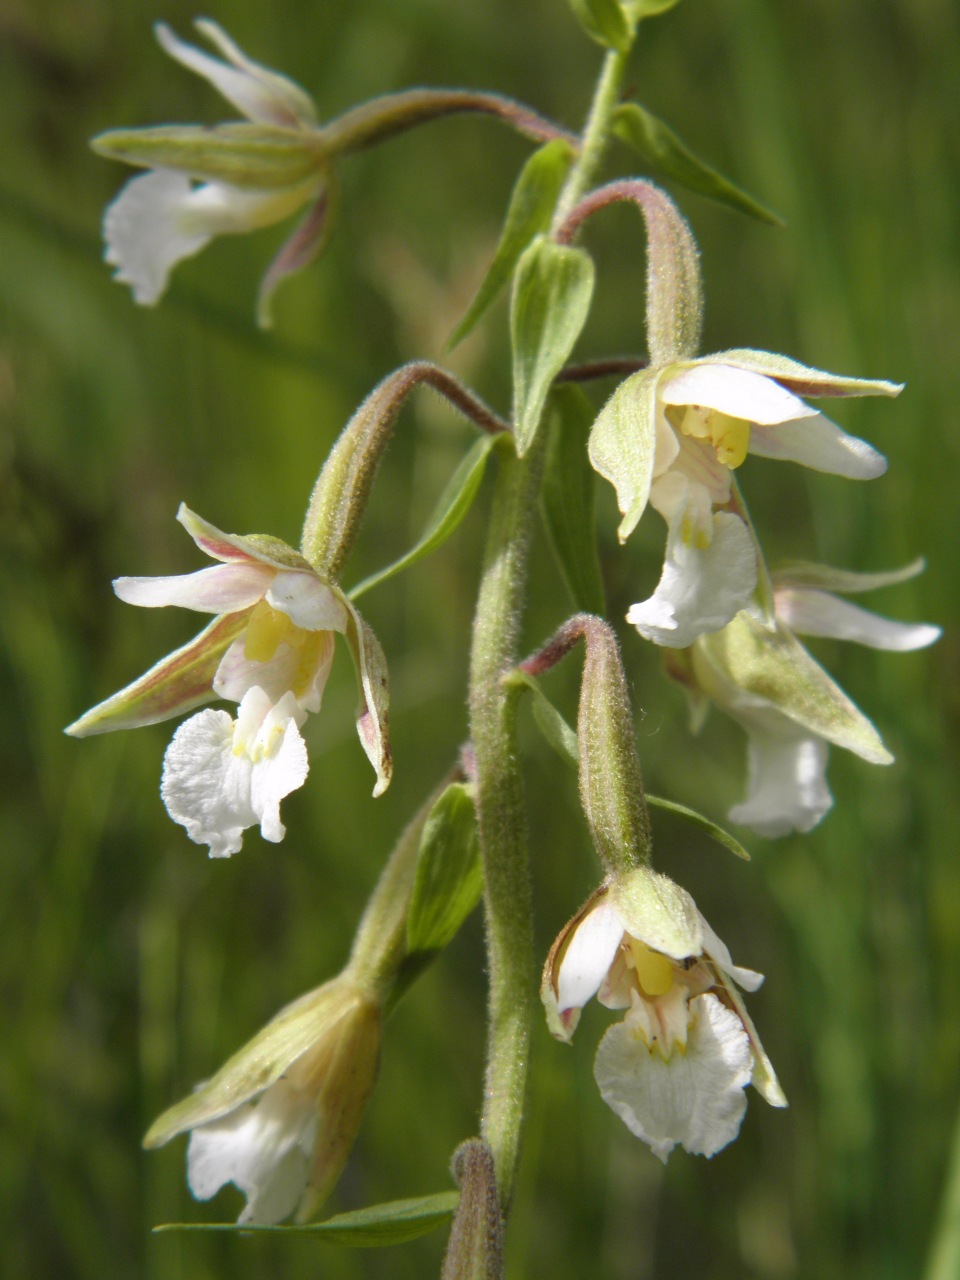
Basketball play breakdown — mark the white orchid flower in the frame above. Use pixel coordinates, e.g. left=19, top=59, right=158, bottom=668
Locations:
left=66, top=503, right=392, bottom=855
left=97, top=20, right=329, bottom=325
left=689, top=559, right=940, bottom=838
left=145, top=977, right=381, bottom=1223
left=585, top=181, right=900, bottom=649
left=542, top=873, right=785, bottom=1162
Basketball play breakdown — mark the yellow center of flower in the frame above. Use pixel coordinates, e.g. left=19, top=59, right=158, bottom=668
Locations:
left=628, top=939, right=676, bottom=998
left=244, top=601, right=297, bottom=663
left=676, top=406, right=751, bottom=469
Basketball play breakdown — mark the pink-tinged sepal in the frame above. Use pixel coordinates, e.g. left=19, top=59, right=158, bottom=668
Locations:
left=343, top=598, right=392, bottom=797
left=65, top=613, right=247, bottom=737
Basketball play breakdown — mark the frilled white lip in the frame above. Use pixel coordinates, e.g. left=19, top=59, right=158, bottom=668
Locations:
left=627, top=510, right=758, bottom=649
left=188, top=1077, right=316, bottom=1224
left=161, top=686, right=309, bottom=857
left=594, top=991, right=753, bottom=1162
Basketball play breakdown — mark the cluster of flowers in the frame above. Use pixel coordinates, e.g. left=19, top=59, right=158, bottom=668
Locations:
left=71, top=20, right=938, bottom=1224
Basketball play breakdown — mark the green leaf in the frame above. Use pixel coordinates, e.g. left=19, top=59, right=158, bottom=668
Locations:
left=449, top=140, right=575, bottom=349
left=541, top=386, right=607, bottom=615
left=349, top=434, right=502, bottom=601
left=613, top=104, right=782, bottom=226
left=406, top=783, right=483, bottom=956
left=568, top=0, right=633, bottom=52
left=697, top=612, right=892, bottom=764
left=91, top=123, right=325, bottom=190
left=628, top=0, right=684, bottom=19
left=587, top=366, right=660, bottom=541
left=511, top=237, right=595, bottom=456
left=508, top=672, right=579, bottom=769
left=646, top=794, right=751, bottom=860
left=154, top=1192, right=459, bottom=1244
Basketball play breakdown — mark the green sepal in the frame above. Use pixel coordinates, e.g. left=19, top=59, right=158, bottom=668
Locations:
left=541, top=386, right=607, bottom=615
left=64, top=612, right=246, bottom=736
left=697, top=611, right=892, bottom=764
left=154, top=1191, right=460, bottom=1244
left=611, top=866, right=703, bottom=961
left=701, top=349, right=903, bottom=399
left=511, top=237, right=595, bottom=456
left=645, top=795, right=751, bottom=860
left=449, top=140, right=575, bottom=349
left=567, top=0, right=634, bottom=52
left=587, top=366, right=660, bottom=541
left=772, top=557, right=925, bottom=594
left=406, top=783, right=483, bottom=957
left=91, top=123, right=326, bottom=190
left=613, top=103, right=781, bottom=225
left=349, top=434, right=504, bottom=601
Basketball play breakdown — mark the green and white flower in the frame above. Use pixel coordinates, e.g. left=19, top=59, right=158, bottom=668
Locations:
left=542, top=871, right=785, bottom=1161
left=66, top=504, right=391, bottom=856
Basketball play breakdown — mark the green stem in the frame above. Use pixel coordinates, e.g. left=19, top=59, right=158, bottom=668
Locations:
left=551, top=44, right=632, bottom=234
left=469, top=40, right=633, bottom=1212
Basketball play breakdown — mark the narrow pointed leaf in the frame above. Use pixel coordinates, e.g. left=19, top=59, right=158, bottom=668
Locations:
left=630, top=0, right=682, bottom=15
left=154, top=1192, right=460, bottom=1243
left=613, top=103, right=781, bottom=225
left=587, top=366, right=660, bottom=541
left=65, top=613, right=247, bottom=736
left=645, top=795, right=751, bottom=860
left=92, top=124, right=325, bottom=190
left=349, top=435, right=502, bottom=601
left=406, top=783, right=483, bottom=956
left=508, top=671, right=580, bottom=769
left=697, top=612, right=892, bottom=764
left=541, top=386, right=606, bottom=615
left=343, top=598, right=392, bottom=795
left=512, top=237, right=595, bottom=455
left=449, top=140, right=575, bottom=348
left=568, top=0, right=633, bottom=52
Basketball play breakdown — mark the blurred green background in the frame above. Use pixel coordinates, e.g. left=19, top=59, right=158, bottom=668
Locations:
left=1, top=0, right=958, bottom=1276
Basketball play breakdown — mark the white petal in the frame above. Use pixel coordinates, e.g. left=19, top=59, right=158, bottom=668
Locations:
left=556, top=902, right=625, bottom=1016
left=266, top=573, right=349, bottom=632
left=595, top=993, right=752, bottom=1162
left=661, top=363, right=815, bottom=426
left=627, top=511, right=757, bottom=649
left=113, top=563, right=272, bottom=613
left=161, top=689, right=309, bottom=857
left=104, top=170, right=211, bottom=306
left=698, top=915, right=764, bottom=993
left=156, top=21, right=316, bottom=128
left=748, top=412, right=887, bottom=479
left=187, top=1078, right=316, bottom=1224
left=775, top=588, right=941, bottom=652
left=182, top=180, right=318, bottom=238
left=214, top=631, right=335, bottom=713
left=728, top=725, right=832, bottom=838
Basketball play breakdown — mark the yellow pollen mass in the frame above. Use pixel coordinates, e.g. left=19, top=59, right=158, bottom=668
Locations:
left=679, top=406, right=751, bottom=469
left=629, top=938, right=675, bottom=998
left=244, top=600, right=297, bottom=663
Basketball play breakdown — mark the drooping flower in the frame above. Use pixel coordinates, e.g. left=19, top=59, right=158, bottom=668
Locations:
left=585, top=181, right=900, bottom=648
left=678, top=559, right=940, bottom=837
left=542, top=871, right=785, bottom=1161
left=66, top=503, right=391, bottom=855
left=145, top=976, right=381, bottom=1224
left=95, top=20, right=330, bottom=325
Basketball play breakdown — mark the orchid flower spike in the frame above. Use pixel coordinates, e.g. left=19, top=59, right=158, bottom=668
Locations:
left=66, top=504, right=391, bottom=856
left=94, top=20, right=330, bottom=326
left=145, top=975, right=381, bottom=1224
left=542, top=870, right=785, bottom=1162
left=679, top=559, right=940, bottom=838
left=586, top=182, right=901, bottom=649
